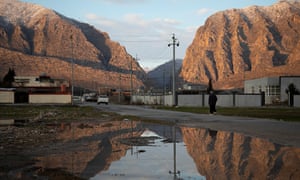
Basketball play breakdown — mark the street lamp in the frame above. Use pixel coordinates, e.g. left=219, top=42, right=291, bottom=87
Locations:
left=168, top=33, right=179, bottom=106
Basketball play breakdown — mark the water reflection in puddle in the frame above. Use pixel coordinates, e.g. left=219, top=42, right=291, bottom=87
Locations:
left=92, top=125, right=202, bottom=180
left=93, top=139, right=201, bottom=180
left=32, top=120, right=300, bottom=180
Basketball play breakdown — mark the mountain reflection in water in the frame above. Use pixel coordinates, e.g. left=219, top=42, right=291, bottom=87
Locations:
left=33, top=121, right=300, bottom=179
left=181, top=127, right=300, bottom=180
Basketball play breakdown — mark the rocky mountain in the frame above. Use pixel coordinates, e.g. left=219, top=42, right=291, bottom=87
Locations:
left=181, top=1, right=300, bottom=89
left=145, top=59, right=183, bottom=91
left=181, top=127, right=300, bottom=179
left=0, top=0, right=145, bottom=91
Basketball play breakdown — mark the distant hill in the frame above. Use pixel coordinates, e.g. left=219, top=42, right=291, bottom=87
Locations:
left=145, top=59, right=183, bottom=90
left=0, top=0, right=145, bottom=91
left=181, top=1, right=300, bottom=89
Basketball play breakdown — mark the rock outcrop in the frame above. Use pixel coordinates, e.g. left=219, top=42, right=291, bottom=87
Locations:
left=181, top=1, right=300, bottom=89
left=0, top=0, right=145, bottom=90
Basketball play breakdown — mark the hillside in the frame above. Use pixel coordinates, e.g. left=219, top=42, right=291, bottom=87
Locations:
left=0, top=0, right=145, bottom=91
left=145, top=59, right=183, bottom=90
left=181, top=1, right=300, bottom=89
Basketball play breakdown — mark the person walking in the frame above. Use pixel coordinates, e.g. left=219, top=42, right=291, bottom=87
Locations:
left=208, top=91, right=217, bottom=114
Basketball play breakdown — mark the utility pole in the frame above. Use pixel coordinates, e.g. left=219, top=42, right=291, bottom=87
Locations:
left=70, top=33, right=74, bottom=105
left=130, top=54, right=139, bottom=104
left=163, top=67, right=165, bottom=105
left=119, top=74, right=121, bottom=103
left=130, top=59, right=133, bottom=104
left=168, top=33, right=179, bottom=106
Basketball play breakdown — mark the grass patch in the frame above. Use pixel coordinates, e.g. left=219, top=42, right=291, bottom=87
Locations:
left=0, top=105, right=116, bottom=121
left=158, top=106, right=300, bottom=122
left=2, top=104, right=299, bottom=122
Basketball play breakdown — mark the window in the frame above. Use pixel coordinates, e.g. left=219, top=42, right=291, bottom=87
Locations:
left=266, top=86, right=270, bottom=96
left=270, top=85, right=280, bottom=95
left=266, top=85, right=280, bottom=96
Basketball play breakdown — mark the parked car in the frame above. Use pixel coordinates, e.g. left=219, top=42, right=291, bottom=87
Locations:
left=82, top=92, right=98, bottom=102
left=97, top=95, right=109, bottom=105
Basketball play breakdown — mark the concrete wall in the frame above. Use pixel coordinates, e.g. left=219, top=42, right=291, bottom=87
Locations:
left=177, top=94, right=235, bottom=107
left=0, top=91, right=14, bottom=104
left=163, top=95, right=173, bottom=106
left=133, top=93, right=263, bottom=107
left=178, top=95, right=202, bottom=106
left=235, top=94, right=262, bottom=107
left=178, top=94, right=261, bottom=107
left=132, top=94, right=173, bottom=106
left=294, top=95, right=300, bottom=107
left=213, top=94, right=234, bottom=107
left=29, top=94, right=71, bottom=104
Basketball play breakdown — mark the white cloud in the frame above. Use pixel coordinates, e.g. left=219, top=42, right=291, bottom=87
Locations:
left=85, top=12, right=182, bottom=37
left=185, top=26, right=198, bottom=33
left=100, top=0, right=148, bottom=5
left=153, top=18, right=180, bottom=26
left=84, top=12, right=196, bottom=69
left=85, top=13, right=116, bottom=27
left=123, top=13, right=148, bottom=26
left=196, top=8, right=211, bottom=15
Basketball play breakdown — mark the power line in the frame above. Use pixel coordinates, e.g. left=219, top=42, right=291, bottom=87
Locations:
left=109, top=34, right=169, bottom=38
left=110, top=34, right=171, bottom=43
left=142, top=45, right=170, bottom=59
left=116, top=40, right=165, bottom=43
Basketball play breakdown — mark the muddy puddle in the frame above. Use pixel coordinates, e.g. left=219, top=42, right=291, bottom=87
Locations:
left=3, top=119, right=300, bottom=180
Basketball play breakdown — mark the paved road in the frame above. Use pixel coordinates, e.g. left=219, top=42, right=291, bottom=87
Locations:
left=82, top=103, right=300, bottom=148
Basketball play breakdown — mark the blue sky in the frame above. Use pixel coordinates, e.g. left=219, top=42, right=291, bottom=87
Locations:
left=21, top=0, right=277, bottom=70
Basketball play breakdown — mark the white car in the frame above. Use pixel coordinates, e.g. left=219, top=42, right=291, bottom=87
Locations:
left=97, top=95, right=109, bottom=105
left=82, top=93, right=97, bottom=102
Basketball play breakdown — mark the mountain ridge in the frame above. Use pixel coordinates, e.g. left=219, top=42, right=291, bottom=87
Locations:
left=181, top=1, right=300, bottom=89
left=0, top=0, right=145, bottom=90
left=146, top=59, right=183, bottom=90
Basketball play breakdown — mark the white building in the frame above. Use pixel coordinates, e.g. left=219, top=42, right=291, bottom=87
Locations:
left=13, top=75, right=69, bottom=89
left=12, top=75, right=71, bottom=104
left=244, top=76, right=300, bottom=104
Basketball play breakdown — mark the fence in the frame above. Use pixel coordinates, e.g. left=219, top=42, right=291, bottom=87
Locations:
left=132, top=94, right=173, bottom=106
left=132, top=93, right=264, bottom=107
left=177, top=93, right=263, bottom=107
left=294, top=95, right=300, bottom=107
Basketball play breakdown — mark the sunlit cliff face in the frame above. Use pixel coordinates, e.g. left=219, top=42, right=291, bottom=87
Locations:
left=0, top=0, right=145, bottom=90
left=181, top=1, right=300, bottom=89
left=181, top=127, right=300, bottom=180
